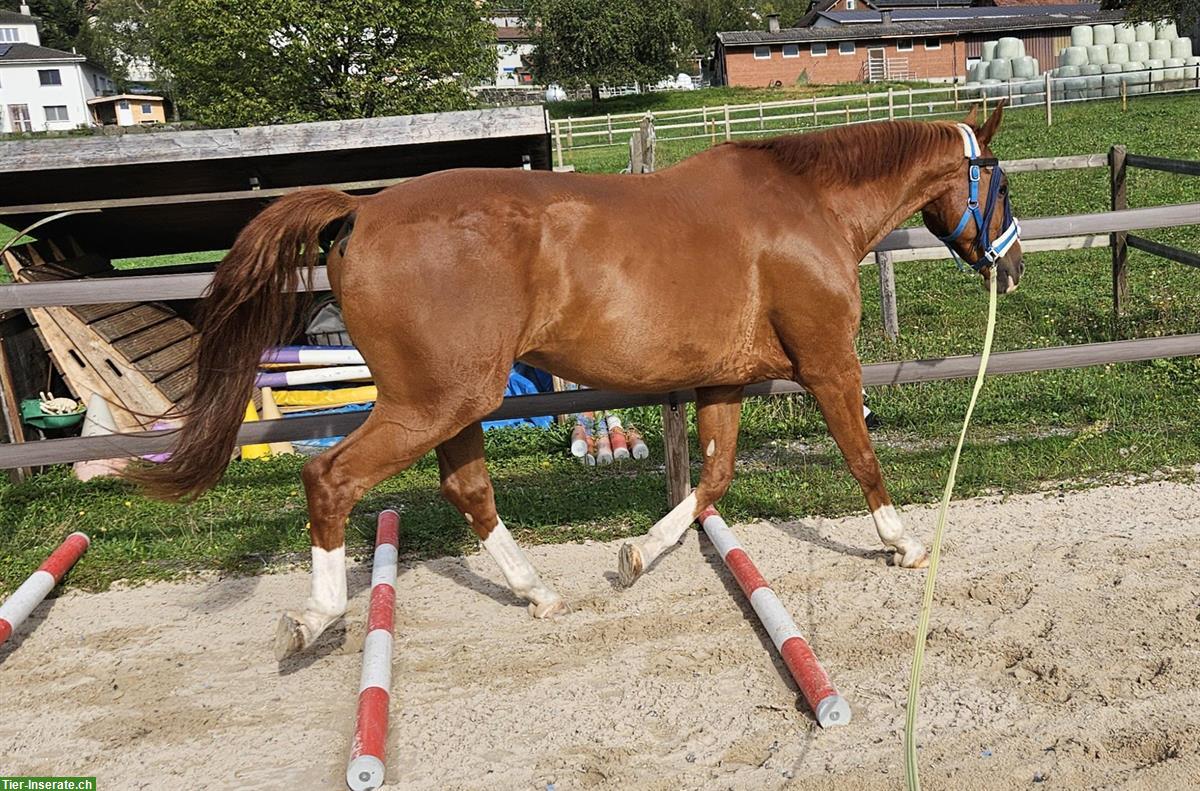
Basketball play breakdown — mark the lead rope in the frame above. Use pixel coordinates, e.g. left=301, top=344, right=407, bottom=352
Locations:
left=904, top=267, right=998, bottom=791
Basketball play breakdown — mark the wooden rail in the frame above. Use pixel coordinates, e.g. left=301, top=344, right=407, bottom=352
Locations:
left=4, top=333, right=1199, bottom=469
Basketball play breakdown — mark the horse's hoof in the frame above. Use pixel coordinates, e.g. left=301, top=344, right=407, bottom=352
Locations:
left=274, top=611, right=309, bottom=661
left=893, top=547, right=930, bottom=569
left=618, top=542, right=644, bottom=587
left=528, top=597, right=570, bottom=619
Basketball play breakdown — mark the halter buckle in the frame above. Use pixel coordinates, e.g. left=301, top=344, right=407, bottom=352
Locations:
left=969, top=165, right=981, bottom=182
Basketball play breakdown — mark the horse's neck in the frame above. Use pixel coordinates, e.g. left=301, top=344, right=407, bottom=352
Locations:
left=834, top=132, right=959, bottom=259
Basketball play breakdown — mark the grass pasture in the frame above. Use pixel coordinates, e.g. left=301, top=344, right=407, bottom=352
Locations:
left=1, top=93, right=1198, bottom=594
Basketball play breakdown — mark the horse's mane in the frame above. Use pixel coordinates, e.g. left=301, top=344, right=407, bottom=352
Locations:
left=734, top=121, right=959, bottom=183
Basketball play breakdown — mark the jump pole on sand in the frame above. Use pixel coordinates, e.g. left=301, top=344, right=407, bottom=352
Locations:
left=346, top=510, right=400, bottom=791
left=697, top=507, right=851, bottom=728
left=0, top=532, right=89, bottom=646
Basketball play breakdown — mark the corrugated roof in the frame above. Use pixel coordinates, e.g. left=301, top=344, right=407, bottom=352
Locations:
left=718, top=8, right=1122, bottom=45
left=0, top=42, right=85, bottom=61
left=869, top=0, right=973, bottom=7
left=820, top=3, right=1101, bottom=23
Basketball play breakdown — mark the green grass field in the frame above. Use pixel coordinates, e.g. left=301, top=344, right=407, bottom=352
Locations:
left=1, top=92, right=1198, bottom=594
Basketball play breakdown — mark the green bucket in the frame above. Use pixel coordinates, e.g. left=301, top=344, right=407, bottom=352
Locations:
left=21, top=398, right=87, bottom=430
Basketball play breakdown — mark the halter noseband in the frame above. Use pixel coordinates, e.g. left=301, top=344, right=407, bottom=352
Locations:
left=938, top=123, right=1021, bottom=272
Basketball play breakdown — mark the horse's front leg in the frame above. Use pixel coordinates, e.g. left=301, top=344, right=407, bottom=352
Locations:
left=619, top=385, right=743, bottom=586
left=801, top=364, right=928, bottom=568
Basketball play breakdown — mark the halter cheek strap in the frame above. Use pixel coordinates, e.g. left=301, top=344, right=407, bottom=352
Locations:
left=938, top=123, right=1021, bottom=272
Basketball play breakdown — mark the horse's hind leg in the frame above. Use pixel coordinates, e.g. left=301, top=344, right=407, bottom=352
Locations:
left=437, top=422, right=567, bottom=617
left=797, top=358, right=928, bottom=568
left=275, top=406, right=448, bottom=660
left=619, top=385, right=743, bottom=587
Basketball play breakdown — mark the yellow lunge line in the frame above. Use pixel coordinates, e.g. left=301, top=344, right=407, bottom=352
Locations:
left=904, top=268, right=998, bottom=791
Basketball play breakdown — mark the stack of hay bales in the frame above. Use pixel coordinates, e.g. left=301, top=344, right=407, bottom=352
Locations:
left=1050, top=21, right=1197, bottom=99
left=963, top=37, right=1041, bottom=103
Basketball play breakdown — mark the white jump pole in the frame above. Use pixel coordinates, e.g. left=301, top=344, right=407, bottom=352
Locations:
left=346, top=510, right=400, bottom=791
left=698, top=507, right=851, bottom=728
left=0, top=532, right=90, bottom=646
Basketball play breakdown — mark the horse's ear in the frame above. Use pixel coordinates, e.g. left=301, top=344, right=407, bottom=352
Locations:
left=962, top=104, right=980, bottom=127
left=978, top=100, right=1007, bottom=145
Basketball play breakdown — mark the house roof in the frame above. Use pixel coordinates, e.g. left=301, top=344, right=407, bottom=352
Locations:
left=718, top=7, right=1122, bottom=44
left=0, top=42, right=85, bottom=62
left=87, top=94, right=164, bottom=105
left=990, top=0, right=1086, bottom=5
left=816, top=3, right=1102, bottom=24
left=0, top=9, right=40, bottom=24
left=868, top=0, right=973, bottom=7
left=495, top=25, right=530, bottom=43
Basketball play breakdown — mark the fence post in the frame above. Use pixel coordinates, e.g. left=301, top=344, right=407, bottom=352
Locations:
left=866, top=91, right=872, bottom=121
left=758, top=102, right=765, bottom=130
left=908, top=88, right=914, bottom=116
left=1109, top=144, right=1129, bottom=319
left=566, top=117, right=574, bottom=163
left=876, top=251, right=899, bottom=341
left=812, top=96, right=817, bottom=123
left=554, top=123, right=564, bottom=169
left=888, top=87, right=895, bottom=120
left=606, top=114, right=613, bottom=145
left=953, top=81, right=959, bottom=110
left=1044, top=72, right=1052, bottom=126
left=662, top=394, right=691, bottom=508
left=724, top=104, right=732, bottom=141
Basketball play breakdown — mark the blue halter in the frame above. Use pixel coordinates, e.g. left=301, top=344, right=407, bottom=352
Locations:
left=938, top=124, right=1021, bottom=273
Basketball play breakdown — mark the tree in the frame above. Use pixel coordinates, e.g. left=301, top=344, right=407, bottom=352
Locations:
left=1101, top=1, right=1198, bottom=34
left=26, top=0, right=108, bottom=65
left=99, top=0, right=496, bottom=127
left=526, top=0, right=688, bottom=111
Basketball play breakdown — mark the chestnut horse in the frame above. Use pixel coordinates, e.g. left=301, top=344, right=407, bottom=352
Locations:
left=130, top=104, right=1023, bottom=660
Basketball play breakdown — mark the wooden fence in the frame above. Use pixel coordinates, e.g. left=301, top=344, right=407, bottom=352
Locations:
left=2, top=147, right=1198, bottom=509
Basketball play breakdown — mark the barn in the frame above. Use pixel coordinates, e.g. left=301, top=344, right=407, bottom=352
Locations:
left=715, top=4, right=1123, bottom=85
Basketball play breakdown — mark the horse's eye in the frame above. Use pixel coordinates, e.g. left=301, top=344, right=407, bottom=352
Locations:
left=999, top=184, right=1008, bottom=195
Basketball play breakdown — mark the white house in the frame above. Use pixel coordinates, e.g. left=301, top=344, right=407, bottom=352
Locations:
left=489, top=9, right=534, bottom=87
left=0, top=5, right=112, bottom=133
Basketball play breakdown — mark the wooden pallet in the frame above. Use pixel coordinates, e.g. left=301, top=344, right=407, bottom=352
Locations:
left=2, top=239, right=197, bottom=431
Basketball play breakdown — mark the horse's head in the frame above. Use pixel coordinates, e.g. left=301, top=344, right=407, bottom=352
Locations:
left=921, top=102, right=1024, bottom=294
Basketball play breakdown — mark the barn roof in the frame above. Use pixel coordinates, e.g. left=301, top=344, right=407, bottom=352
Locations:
left=718, top=7, right=1122, bottom=45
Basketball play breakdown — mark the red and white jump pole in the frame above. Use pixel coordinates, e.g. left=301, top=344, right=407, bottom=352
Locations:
left=0, top=531, right=89, bottom=646
left=346, top=510, right=400, bottom=791
left=697, top=507, right=851, bottom=728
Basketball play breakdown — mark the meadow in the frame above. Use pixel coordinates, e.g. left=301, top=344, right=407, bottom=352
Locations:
left=1, top=91, right=1198, bottom=592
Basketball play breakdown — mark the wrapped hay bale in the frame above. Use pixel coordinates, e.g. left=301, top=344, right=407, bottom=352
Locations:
left=1100, top=63, right=1122, bottom=97
left=1114, top=23, right=1136, bottom=44
left=1185, top=57, right=1200, bottom=81
left=1128, top=40, right=1151, bottom=62
left=1086, top=45, right=1110, bottom=65
left=1155, top=21, right=1177, bottom=40
left=1171, top=38, right=1193, bottom=59
left=1012, top=56, right=1038, bottom=79
left=1163, top=57, right=1185, bottom=81
left=1149, top=39, right=1172, bottom=61
left=988, top=58, right=1014, bottom=81
left=996, top=37, right=1024, bottom=60
left=1060, top=46, right=1089, bottom=67
left=962, top=82, right=984, bottom=99
left=1093, top=25, right=1116, bottom=46
left=969, top=61, right=989, bottom=82
left=982, top=40, right=998, bottom=61
left=1135, top=22, right=1156, bottom=42
left=1070, top=26, right=1093, bottom=48
left=1145, top=58, right=1165, bottom=84
left=1122, top=62, right=1149, bottom=94
left=1107, top=43, right=1130, bottom=65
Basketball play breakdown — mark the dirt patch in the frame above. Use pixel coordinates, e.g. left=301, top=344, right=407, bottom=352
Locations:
left=3, top=481, right=1199, bottom=789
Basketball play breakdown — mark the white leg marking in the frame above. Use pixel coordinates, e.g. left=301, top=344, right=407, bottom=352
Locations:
left=299, top=545, right=347, bottom=634
left=483, top=519, right=566, bottom=617
left=871, top=506, right=927, bottom=568
left=635, top=492, right=699, bottom=567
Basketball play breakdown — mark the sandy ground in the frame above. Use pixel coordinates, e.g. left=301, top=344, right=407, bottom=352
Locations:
left=2, top=480, right=1199, bottom=790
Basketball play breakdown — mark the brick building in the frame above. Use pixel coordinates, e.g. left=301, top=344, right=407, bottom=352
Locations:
left=715, top=5, right=1121, bottom=85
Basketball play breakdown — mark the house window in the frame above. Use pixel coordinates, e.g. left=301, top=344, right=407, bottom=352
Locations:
left=118, top=99, right=129, bottom=109
left=0, top=27, right=19, bottom=42
left=811, top=42, right=828, bottom=57
left=846, top=0, right=856, bottom=8
left=38, top=69, right=62, bottom=86
left=44, top=105, right=69, bottom=122
left=897, top=39, right=913, bottom=52
left=924, top=38, right=941, bottom=50
left=838, top=41, right=856, bottom=55
left=8, top=104, right=31, bottom=132
left=753, top=45, right=771, bottom=60
left=782, top=43, right=800, bottom=58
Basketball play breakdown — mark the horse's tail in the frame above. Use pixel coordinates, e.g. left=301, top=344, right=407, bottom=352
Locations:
left=126, top=189, right=359, bottom=501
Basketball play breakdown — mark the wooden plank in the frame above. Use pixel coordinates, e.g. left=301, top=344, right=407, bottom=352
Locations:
left=88, top=304, right=174, bottom=342
left=9, top=333, right=1200, bottom=469
left=156, top=366, right=196, bottom=403
left=112, top=319, right=195, bottom=361
left=137, top=336, right=198, bottom=381
left=0, top=106, right=550, bottom=172
left=0, top=330, right=30, bottom=483
left=7, top=203, right=1199, bottom=311
left=1125, top=153, right=1200, bottom=177
left=1110, top=145, right=1129, bottom=318
left=1127, top=234, right=1200, bottom=268
left=70, top=302, right=138, bottom=323
left=876, top=251, right=899, bottom=340
left=1002, top=153, right=1107, bottom=172
left=662, top=395, right=691, bottom=508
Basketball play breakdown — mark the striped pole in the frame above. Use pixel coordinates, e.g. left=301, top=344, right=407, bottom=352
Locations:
left=697, top=507, right=851, bottom=728
left=346, top=510, right=400, bottom=791
left=0, top=532, right=89, bottom=646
